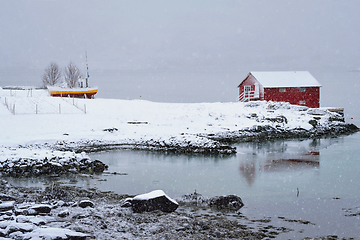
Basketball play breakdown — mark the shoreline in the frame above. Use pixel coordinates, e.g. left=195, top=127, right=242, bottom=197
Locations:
left=1, top=98, right=358, bottom=177
left=0, top=179, right=340, bottom=239
left=1, top=121, right=358, bottom=177
left=2, top=179, right=359, bottom=239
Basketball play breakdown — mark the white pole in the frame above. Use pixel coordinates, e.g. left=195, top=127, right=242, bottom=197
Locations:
left=84, top=104, right=86, bottom=114
left=59, top=104, right=61, bottom=114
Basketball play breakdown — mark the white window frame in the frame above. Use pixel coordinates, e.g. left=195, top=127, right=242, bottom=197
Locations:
left=244, top=85, right=251, bottom=92
left=299, top=88, right=306, bottom=92
left=279, top=88, right=286, bottom=92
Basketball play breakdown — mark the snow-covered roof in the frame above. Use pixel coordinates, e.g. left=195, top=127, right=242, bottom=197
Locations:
left=250, top=71, right=321, bottom=88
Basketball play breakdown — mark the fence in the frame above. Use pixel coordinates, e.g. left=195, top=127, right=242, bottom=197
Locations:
left=1, top=89, right=87, bottom=115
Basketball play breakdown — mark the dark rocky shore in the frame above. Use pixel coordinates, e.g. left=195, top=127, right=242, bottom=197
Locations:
left=2, top=180, right=356, bottom=240
left=0, top=180, right=291, bottom=239
left=53, top=122, right=358, bottom=155
left=0, top=153, right=108, bottom=178
left=200, top=122, right=360, bottom=143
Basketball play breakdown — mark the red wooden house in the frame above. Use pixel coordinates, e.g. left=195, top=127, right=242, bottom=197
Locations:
left=238, top=71, right=321, bottom=108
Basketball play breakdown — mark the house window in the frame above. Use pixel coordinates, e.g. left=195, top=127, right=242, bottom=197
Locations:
left=244, top=86, right=251, bottom=92
left=299, top=88, right=306, bottom=92
left=279, top=88, right=286, bottom=92
left=299, top=100, right=306, bottom=105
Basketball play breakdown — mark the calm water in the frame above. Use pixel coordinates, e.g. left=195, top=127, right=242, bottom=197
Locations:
left=84, top=133, right=360, bottom=201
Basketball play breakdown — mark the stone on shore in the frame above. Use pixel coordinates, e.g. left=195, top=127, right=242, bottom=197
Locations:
left=22, top=227, right=89, bottom=240
left=209, top=195, right=244, bottom=211
left=124, top=190, right=179, bottom=213
left=78, top=200, right=95, bottom=208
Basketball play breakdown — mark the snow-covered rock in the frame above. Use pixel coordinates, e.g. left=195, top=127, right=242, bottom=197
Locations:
left=78, top=200, right=95, bottom=208
left=22, top=227, right=89, bottom=240
left=0, top=148, right=108, bottom=177
left=124, top=190, right=179, bottom=213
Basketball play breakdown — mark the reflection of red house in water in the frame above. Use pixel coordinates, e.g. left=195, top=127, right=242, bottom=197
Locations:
left=238, top=71, right=321, bottom=108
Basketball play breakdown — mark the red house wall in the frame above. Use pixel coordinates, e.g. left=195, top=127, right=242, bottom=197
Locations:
left=264, top=87, right=320, bottom=108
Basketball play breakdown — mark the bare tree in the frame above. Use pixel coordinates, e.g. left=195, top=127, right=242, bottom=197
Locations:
left=42, top=62, right=62, bottom=87
left=64, top=62, right=82, bottom=88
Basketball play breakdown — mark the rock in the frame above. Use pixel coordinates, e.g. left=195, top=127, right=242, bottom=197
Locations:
left=91, top=160, right=108, bottom=173
left=179, top=192, right=208, bottom=206
left=28, top=204, right=52, bottom=215
left=78, top=200, right=94, bottom=208
left=309, top=119, right=318, bottom=128
left=103, top=127, right=118, bottom=132
left=0, top=195, right=16, bottom=202
left=3, top=222, right=34, bottom=235
left=58, top=210, right=70, bottom=218
left=209, top=195, right=244, bottom=211
left=0, top=202, right=15, bottom=212
left=125, top=190, right=178, bottom=213
left=41, top=162, right=65, bottom=175
left=22, top=227, right=89, bottom=240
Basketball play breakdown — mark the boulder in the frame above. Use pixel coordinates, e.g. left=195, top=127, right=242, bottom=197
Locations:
left=91, top=160, right=108, bottom=173
left=0, top=201, right=15, bottom=212
left=22, top=227, right=89, bottom=240
left=209, top=195, right=244, bottom=211
left=0, top=195, right=16, bottom=202
left=125, top=190, right=178, bottom=213
left=78, top=200, right=94, bottom=208
left=58, top=210, right=70, bottom=218
left=28, top=204, right=52, bottom=215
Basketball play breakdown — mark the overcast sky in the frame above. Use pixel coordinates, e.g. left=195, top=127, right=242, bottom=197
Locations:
left=1, top=0, right=360, bottom=71
left=1, top=0, right=360, bottom=108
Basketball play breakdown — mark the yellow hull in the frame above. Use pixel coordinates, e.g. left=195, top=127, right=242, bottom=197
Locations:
left=47, top=86, right=98, bottom=98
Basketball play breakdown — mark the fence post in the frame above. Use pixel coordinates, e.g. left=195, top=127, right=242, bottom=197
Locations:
left=36, top=104, right=38, bottom=114
left=84, top=104, right=86, bottom=114
left=13, top=104, right=15, bottom=115
left=59, top=104, right=61, bottom=114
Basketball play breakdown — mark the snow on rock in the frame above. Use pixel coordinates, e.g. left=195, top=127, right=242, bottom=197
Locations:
left=124, top=190, right=179, bottom=213
left=0, top=147, right=108, bottom=177
left=23, top=227, right=89, bottom=240
left=78, top=200, right=95, bottom=208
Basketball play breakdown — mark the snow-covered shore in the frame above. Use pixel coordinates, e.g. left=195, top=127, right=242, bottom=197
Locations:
left=0, top=89, right=358, bottom=176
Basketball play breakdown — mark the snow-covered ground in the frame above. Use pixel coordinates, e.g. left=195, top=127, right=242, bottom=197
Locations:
left=0, top=89, right=356, bottom=172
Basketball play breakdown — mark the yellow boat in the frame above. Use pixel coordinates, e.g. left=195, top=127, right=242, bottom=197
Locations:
left=47, top=86, right=98, bottom=98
